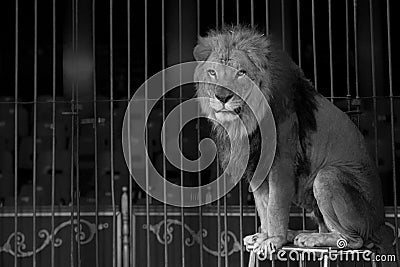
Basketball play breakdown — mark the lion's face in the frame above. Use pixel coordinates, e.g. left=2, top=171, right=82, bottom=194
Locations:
left=195, top=49, right=262, bottom=124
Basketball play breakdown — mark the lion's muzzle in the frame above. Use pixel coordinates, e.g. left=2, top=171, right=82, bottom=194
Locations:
left=215, top=87, right=234, bottom=103
left=209, top=88, right=242, bottom=122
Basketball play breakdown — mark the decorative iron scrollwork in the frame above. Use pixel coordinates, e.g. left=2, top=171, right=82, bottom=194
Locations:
left=385, top=222, right=400, bottom=246
left=143, top=219, right=242, bottom=257
left=0, top=219, right=108, bottom=258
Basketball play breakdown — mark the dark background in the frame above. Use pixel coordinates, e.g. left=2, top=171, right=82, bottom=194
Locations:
left=0, top=0, right=399, bottom=266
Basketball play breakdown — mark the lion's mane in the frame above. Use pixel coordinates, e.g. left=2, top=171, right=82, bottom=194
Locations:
left=194, top=26, right=318, bottom=181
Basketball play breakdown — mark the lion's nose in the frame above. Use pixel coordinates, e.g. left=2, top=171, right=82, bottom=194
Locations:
left=215, top=93, right=234, bottom=103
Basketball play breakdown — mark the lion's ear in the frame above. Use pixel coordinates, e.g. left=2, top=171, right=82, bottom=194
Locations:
left=193, top=37, right=212, bottom=61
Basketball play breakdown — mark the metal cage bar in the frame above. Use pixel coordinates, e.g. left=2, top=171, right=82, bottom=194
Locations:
left=69, top=0, right=76, bottom=264
left=144, top=0, right=151, bottom=265
left=251, top=0, right=254, bottom=28
left=296, top=0, right=302, bottom=68
left=221, top=0, right=225, bottom=27
left=127, top=0, right=134, bottom=265
left=281, top=0, right=285, bottom=51
left=50, top=0, right=57, bottom=266
left=311, top=0, right=318, bottom=91
left=196, top=1, right=204, bottom=266
left=236, top=2, right=244, bottom=266
left=178, top=0, right=186, bottom=266
left=13, top=1, right=19, bottom=267
left=32, top=0, right=38, bottom=265
left=345, top=0, right=352, bottom=112
left=161, top=0, right=169, bottom=266
left=74, top=1, right=82, bottom=265
left=126, top=0, right=134, bottom=266
left=353, top=0, right=359, bottom=99
left=224, top=176, right=228, bottom=267
left=265, top=0, right=269, bottom=35
left=386, top=0, right=399, bottom=263
left=109, top=0, right=117, bottom=266
left=92, top=1, right=100, bottom=267
left=368, top=0, right=379, bottom=167
left=328, top=0, right=334, bottom=103
left=220, top=3, right=229, bottom=267
left=297, top=0, right=308, bottom=235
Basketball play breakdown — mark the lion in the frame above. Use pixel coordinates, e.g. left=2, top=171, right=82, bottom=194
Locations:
left=193, top=26, right=394, bottom=258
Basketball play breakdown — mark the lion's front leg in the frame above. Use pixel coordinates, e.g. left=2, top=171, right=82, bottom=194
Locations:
left=260, top=169, right=294, bottom=254
left=244, top=164, right=295, bottom=256
left=243, top=182, right=269, bottom=251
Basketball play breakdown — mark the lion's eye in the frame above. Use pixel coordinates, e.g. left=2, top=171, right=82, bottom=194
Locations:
left=237, top=70, right=246, bottom=77
left=207, top=69, right=216, bottom=77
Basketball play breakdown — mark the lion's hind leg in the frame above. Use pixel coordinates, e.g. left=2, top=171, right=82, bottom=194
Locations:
left=294, top=167, right=374, bottom=249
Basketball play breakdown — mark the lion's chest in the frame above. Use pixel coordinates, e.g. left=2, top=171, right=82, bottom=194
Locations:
left=292, top=142, right=318, bottom=210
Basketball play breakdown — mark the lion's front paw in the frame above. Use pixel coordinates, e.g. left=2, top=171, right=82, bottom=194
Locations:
left=294, top=233, right=320, bottom=247
left=244, top=234, right=286, bottom=257
left=256, top=236, right=286, bottom=256
left=243, top=233, right=268, bottom=252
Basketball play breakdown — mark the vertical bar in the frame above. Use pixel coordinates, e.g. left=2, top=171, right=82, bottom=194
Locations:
left=328, top=0, right=334, bottom=103
left=368, top=0, right=379, bottom=165
left=13, top=0, right=19, bottom=266
left=109, top=0, right=117, bottom=266
left=224, top=177, right=228, bottom=267
left=236, top=0, right=239, bottom=26
left=215, top=0, right=219, bottom=29
left=250, top=0, right=254, bottom=28
left=144, top=0, right=151, bottom=265
left=178, top=1, right=185, bottom=266
left=196, top=1, right=204, bottom=266
left=235, top=3, right=243, bottom=267
left=252, top=1, right=258, bottom=261
left=265, top=0, right=269, bottom=35
left=213, top=4, right=221, bottom=266
left=69, top=122, right=75, bottom=267
left=353, top=0, right=359, bottom=99
left=254, top=198, right=258, bottom=267
left=161, top=0, right=168, bottom=265
left=352, top=0, right=360, bottom=127
left=221, top=0, right=224, bottom=27
left=386, top=0, right=399, bottom=263
left=239, top=187, right=243, bottom=267
left=254, top=3, right=259, bottom=266
left=32, top=0, right=38, bottom=265
left=297, top=0, right=302, bottom=67
left=74, top=0, right=81, bottom=265
left=345, top=0, right=351, bottom=112
left=121, top=188, right=129, bottom=266
left=214, top=3, right=221, bottom=266
left=221, top=0, right=227, bottom=265
left=311, top=0, right=318, bottom=91
left=297, top=0, right=307, bottom=238
left=92, top=0, right=100, bottom=266
left=217, top=160, right=222, bottom=267
left=126, top=0, right=133, bottom=265
left=281, top=0, right=285, bottom=50
left=51, top=0, right=57, bottom=266
left=70, top=0, right=76, bottom=264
